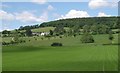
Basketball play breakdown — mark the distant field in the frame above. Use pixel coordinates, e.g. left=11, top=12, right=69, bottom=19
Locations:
left=32, top=27, right=55, bottom=32
left=2, top=34, right=118, bottom=46
left=15, top=27, right=70, bottom=33
left=11, top=27, right=119, bottom=33
left=2, top=34, right=118, bottom=71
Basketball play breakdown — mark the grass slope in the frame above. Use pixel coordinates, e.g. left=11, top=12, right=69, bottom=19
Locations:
left=2, top=34, right=118, bottom=71
left=2, top=45, right=118, bottom=71
left=15, top=27, right=70, bottom=33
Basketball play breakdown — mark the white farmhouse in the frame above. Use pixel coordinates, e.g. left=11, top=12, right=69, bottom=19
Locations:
left=40, top=32, right=49, bottom=36
left=41, top=32, right=45, bottom=36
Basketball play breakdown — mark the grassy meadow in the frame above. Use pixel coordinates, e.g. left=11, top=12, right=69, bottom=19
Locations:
left=14, top=27, right=70, bottom=33
left=2, top=34, right=118, bottom=71
left=1, top=2, right=119, bottom=72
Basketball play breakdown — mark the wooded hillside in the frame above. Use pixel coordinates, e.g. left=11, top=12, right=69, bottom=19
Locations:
left=19, top=17, right=119, bottom=30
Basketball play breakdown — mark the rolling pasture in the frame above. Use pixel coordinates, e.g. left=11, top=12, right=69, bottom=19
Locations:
left=15, top=27, right=69, bottom=33
left=2, top=34, right=118, bottom=71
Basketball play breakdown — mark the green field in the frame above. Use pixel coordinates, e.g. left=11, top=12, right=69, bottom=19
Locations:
left=13, top=27, right=70, bottom=33
left=2, top=34, right=118, bottom=71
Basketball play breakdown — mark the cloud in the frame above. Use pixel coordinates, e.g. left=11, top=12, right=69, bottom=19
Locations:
left=38, top=11, right=48, bottom=22
left=53, top=13, right=60, bottom=18
left=2, top=26, right=13, bottom=31
left=0, top=9, right=48, bottom=23
left=15, top=11, right=37, bottom=22
left=31, top=0, right=47, bottom=4
left=0, top=10, right=48, bottom=31
left=47, top=5, right=54, bottom=11
left=57, top=10, right=90, bottom=20
left=1, top=24, right=14, bottom=31
left=0, top=10, right=15, bottom=21
left=15, top=11, right=48, bottom=23
left=88, top=0, right=117, bottom=9
left=98, top=12, right=111, bottom=17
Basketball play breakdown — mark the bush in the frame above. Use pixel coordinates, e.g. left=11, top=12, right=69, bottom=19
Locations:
left=73, top=34, right=76, bottom=37
left=19, top=40, right=26, bottom=43
left=59, top=36, right=62, bottom=38
left=10, top=40, right=19, bottom=44
left=41, top=37, right=44, bottom=40
left=35, top=38, right=37, bottom=40
left=2, top=42, right=7, bottom=45
left=56, top=34, right=59, bottom=36
left=2, top=41, right=12, bottom=46
left=10, top=40, right=15, bottom=44
left=23, top=40, right=26, bottom=43
left=81, top=33, right=94, bottom=43
left=51, top=42, right=63, bottom=46
left=91, top=32, right=97, bottom=35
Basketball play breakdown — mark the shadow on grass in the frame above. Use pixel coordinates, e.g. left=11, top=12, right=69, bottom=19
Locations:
left=2, top=46, right=47, bottom=53
left=102, top=43, right=120, bottom=45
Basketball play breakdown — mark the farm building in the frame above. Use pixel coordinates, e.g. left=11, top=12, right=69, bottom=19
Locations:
left=40, top=32, right=49, bottom=36
left=32, top=32, right=49, bottom=36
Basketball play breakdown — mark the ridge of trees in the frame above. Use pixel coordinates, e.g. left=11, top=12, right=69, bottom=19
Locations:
left=18, top=17, right=119, bottom=30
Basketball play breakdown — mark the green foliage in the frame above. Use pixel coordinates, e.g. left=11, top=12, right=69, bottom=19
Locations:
left=98, top=25, right=110, bottom=34
left=39, top=17, right=118, bottom=29
left=49, top=30, right=53, bottom=36
left=83, top=25, right=90, bottom=33
left=13, top=36, right=19, bottom=42
left=44, top=35, right=51, bottom=40
left=2, top=30, right=11, bottom=34
left=19, top=40, right=26, bottom=43
left=41, top=37, right=44, bottom=40
left=51, top=42, right=63, bottom=46
left=31, top=27, right=55, bottom=32
left=109, top=31, right=114, bottom=44
left=81, top=33, right=94, bottom=43
left=90, top=24, right=98, bottom=35
left=19, top=32, right=25, bottom=37
left=25, top=28, right=32, bottom=36
left=10, top=40, right=17, bottom=44
left=54, top=24, right=65, bottom=35
left=90, top=24, right=110, bottom=34
left=72, top=25, right=80, bottom=34
left=67, top=28, right=73, bottom=36
left=2, top=30, right=11, bottom=37
left=2, top=39, right=26, bottom=46
left=12, top=31, right=19, bottom=42
left=73, top=34, right=76, bottom=37
left=19, top=25, right=39, bottom=30
left=18, top=17, right=118, bottom=32
left=59, top=36, right=62, bottom=38
left=2, top=41, right=8, bottom=45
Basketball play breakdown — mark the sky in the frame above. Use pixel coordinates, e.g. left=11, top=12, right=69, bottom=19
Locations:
left=0, top=0, right=119, bottom=31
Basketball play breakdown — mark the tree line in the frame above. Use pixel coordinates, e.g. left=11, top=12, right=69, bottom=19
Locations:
left=2, top=17, right=120, bottom=45
left=18, top=17, right=119, bottom=30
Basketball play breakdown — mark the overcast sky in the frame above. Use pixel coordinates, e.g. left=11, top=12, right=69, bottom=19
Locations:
left=0, top=0, right=119, bottom=31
